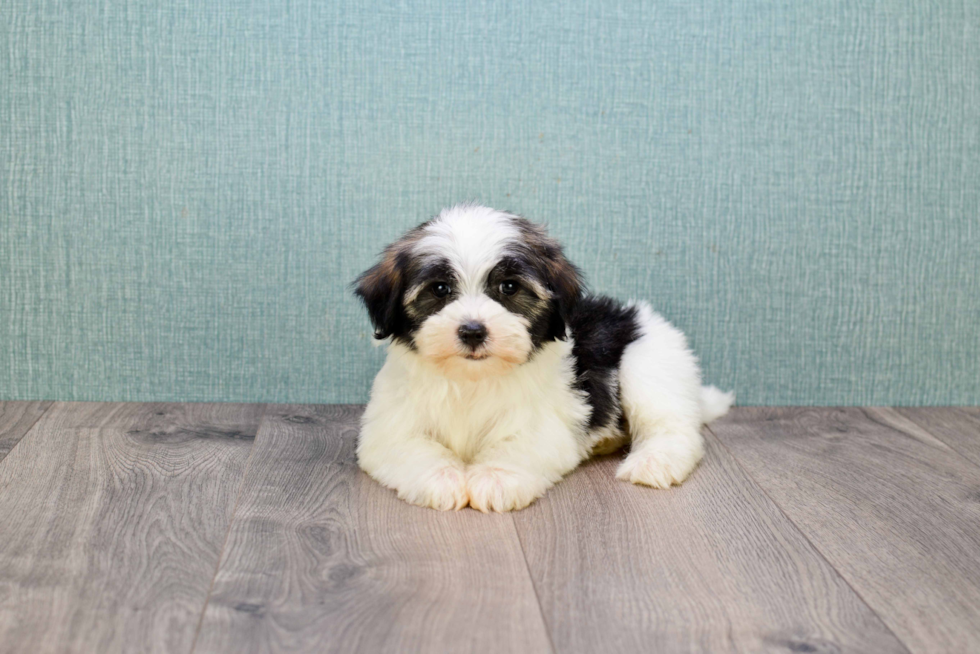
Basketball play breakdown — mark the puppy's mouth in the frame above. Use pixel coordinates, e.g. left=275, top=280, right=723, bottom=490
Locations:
left=463, top=352, right=491, bottom=361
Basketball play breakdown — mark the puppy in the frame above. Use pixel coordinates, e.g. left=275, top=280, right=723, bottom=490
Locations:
left=354, top=204, right=733, bottom=512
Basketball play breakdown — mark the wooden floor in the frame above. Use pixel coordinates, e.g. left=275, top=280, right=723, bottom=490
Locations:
left=0, top=403, right=978, bottom=653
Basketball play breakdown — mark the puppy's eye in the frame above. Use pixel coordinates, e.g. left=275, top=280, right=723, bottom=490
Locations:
left=499, top=280, right=519, bottom=296
left=431, top=282, right=451, bottom=298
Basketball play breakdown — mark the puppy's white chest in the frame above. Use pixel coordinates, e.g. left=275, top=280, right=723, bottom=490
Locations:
left=417, top=344, right=589, bottom=461
left=424, top=382, right=526, bottom=461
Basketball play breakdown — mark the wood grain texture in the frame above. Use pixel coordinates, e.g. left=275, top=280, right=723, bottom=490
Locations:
left=194, top=404, right=553, bottom=654
left=0, top=401, right=263, bottom=654
left=711, top=407, right=980, bottom=654
left=888, top=407, right=980, bottom=469
left=0, top=401, right=52, bottom=462
left=512, top=432, right=906, bottom=654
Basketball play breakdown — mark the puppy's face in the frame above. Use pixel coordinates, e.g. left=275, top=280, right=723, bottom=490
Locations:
left=355, top=205, right=581, bottom=380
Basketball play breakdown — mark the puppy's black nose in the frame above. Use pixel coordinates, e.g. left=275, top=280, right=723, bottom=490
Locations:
left=457, top=322, right=488, bottom=348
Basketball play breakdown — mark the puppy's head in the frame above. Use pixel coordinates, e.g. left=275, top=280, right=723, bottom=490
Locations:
left=354, top=204, right=581, bottom=380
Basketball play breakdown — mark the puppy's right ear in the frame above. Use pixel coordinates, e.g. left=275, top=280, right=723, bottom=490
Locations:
left=354, top=247, right=407, bottom=340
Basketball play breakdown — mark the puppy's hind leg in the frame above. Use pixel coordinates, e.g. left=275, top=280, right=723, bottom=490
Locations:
left=615, top=303, right=716, bottom=488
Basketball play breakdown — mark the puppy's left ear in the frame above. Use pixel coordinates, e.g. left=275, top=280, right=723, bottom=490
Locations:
left=541, top=246, right=582, bottom=341
left=353, top=248, right=407, bottom=340
left=514, top=219, right=582, bottom=340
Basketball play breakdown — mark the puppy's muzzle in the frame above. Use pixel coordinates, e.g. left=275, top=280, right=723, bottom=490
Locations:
left=457, top=321, right=488, bottom=349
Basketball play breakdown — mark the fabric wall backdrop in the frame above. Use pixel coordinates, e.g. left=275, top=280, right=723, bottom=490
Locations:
left=2, top=1, right=978, bottom=405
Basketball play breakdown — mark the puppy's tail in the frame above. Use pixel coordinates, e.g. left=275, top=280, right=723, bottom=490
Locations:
left=700, top=385, right=734, bottom=424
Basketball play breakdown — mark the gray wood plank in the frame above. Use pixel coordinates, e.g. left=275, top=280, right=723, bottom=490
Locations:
left=0, top=401, right=263, bottom=654
left=194, top=405, right=553, bottom=654
left=711, top=407, right=980, bottom=654
left=888, top=407, right=980, bottom=469
left=512, top=431, right=906, bottom=653
left=0, top=401, right=52, bottom=462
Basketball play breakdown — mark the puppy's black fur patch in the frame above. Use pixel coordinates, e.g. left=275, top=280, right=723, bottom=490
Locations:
left=404, top=258, right=458, bottom=325
left=485, top=256, right=561, bottom=348
left=506, top=218, right=582, bottom=343
left=568, top=296, right=641, bottom=430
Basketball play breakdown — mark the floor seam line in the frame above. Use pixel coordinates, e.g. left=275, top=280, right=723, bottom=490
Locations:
left=187, top=404, right=265, bottom=654
left=883, top=407, right=980, bottom=472
left=706, top=420, right=913, bottom=654
left=0, top=400, right=57, bottom=465
left=511, top=513, right=559, bottom=654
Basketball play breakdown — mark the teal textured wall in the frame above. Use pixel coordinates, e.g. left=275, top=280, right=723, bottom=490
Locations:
left=2, top=1, right=978, bottom=405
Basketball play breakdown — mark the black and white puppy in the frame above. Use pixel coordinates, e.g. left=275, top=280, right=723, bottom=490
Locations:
left=354, top=204, right=733, bottom=512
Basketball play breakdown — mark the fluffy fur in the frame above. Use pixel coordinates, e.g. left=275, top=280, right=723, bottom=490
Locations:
left=354, top=204, right=733, bottom=512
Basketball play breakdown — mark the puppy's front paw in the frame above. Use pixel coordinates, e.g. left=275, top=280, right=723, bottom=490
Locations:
left=616, top=435, right=704, bottom=488
left=466, top=465, right=549, bottom=513
left=397, top=465, right=469, bottom=511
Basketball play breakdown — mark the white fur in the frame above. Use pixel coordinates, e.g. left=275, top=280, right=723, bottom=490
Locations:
left=416, top=204, right=520, bottom=296
left=358, top=206, right=733, bottom=511
left=359, top=339, right=590, bottom=512
left=701, top=384, right=736, bottom=424
left=615, top=302, right=721, bottom=488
